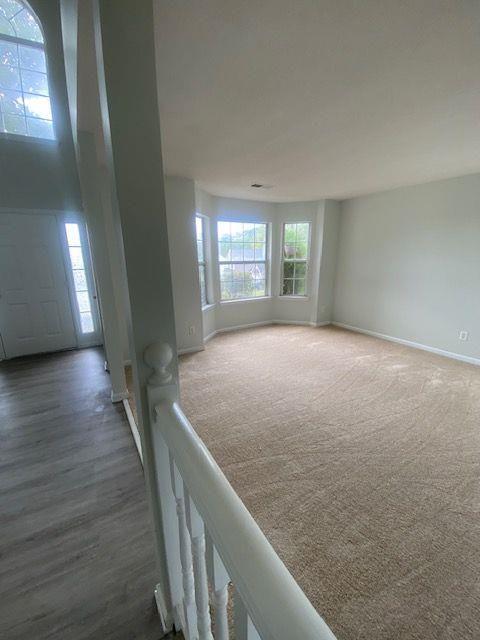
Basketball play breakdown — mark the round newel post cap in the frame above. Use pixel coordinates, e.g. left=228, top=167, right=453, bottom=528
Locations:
left=144, top=341, right=174, bottom=386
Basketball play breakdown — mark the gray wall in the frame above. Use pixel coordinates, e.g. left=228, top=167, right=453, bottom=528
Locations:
left=0, top=1, right=81, bottom=212
left=334, top=174, right=480, bottom=360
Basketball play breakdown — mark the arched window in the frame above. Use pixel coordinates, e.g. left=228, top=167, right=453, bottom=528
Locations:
left=0, top=0, right=54, bottom=139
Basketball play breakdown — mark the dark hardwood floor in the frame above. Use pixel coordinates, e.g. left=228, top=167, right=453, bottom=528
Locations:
left=0, top=347, right=164, bottom=640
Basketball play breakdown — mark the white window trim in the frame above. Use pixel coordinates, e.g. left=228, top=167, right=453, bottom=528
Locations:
left=196, top=213, right=212, bottom=308
left=217, top=220, right=270, bottom=302
left=280, top=221, right=312, bottom=298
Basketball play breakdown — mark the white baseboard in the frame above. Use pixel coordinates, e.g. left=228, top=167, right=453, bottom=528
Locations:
left=332, top=322, right=480, bottom=367
left=201, top=319, right=331, bottom=346
left=178, top=345, right=205, bottom=356
left=272, top=319, right=331, bottom=327
left=111, top=389, right=130, bottom=403
left=122, top=398, right=143, bottom=464
left=204, top=330, right=217, bottom=343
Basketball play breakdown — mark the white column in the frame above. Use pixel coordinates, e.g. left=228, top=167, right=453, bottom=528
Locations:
left=77, top=131, right=129, bottom=402
left=93, top=0, right=179, bottom=632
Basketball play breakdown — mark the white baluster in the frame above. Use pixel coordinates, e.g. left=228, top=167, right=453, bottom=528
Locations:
left=185, top=493, right=214, bottom=640
left=170, top=456, right=198, bottom=639
left=234, top=589, right=261, bottom=640
left=206, top=534, right=230, bottom=640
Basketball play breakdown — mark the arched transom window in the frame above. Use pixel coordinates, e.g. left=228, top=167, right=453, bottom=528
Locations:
left=0, top=0, right=54, bottom=139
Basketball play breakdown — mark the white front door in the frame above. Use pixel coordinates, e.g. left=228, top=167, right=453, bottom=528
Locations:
left=0, top=212, right=77, bottom=358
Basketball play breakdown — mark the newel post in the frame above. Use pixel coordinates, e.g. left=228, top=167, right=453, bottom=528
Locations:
left=145, top=341, right=185, bottom=634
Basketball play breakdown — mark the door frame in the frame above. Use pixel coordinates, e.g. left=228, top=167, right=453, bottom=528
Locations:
left=0, top=207, right=103, bottom=356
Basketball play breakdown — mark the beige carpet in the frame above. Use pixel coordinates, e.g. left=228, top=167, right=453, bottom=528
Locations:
left=175, top=325, right=480, bottom=640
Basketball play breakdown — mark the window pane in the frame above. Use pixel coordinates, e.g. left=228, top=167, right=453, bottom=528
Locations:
left=72, top=269, right=87, bottom=291
left=11, top=9, right=44, bottom=43
left=21, top=69, right=48, bottom=95
left=254, top=242, right=266, bottom=261
left=217, top=221, right=231, bottom=241
left=230, top=222, right=243, bottom=241
left=284, top=224, right=297, bottom=244
left=294, top=262, right=306, bottom=278
left=80, top=311, right=94, bottom=333
left=295, top=241, right=308, bottom=259
left=3, top=112, right=25, bottom=134
left=0, top=40, right=18, bottom=66
left=19, top=44, right=46, bottom=72
left=196, top=239, right=204, bottom=262
left=0, top=88, right=24, bottom=114
left=26, top=116, right=53, bottom=139
left=243, top=242, right=254, bottom=260
left=199, top=265, right=207, bottom=306
left=0, top=16, right=14, bottom=38
left=231, top=264, right=244, bottom=280
left=283, top=261, right=294, bottom=278
left=221, top=281, right=232, bottom=300
left=282, top=279, right=294, bottom=295
left=284, top=242, right=295, bottom=259
left=254, top=224, right=266, bottom=243
left=218, top=242, right=230, bottom=262
left=243, top=223, right=255, bottom=241
left=0, top=1, right=24, bottom=20
left=231, top=242, right=243, bottom=261
left=294, top=279, right=306, bottom=295
left=254, top=280, right=265, bottom=296
left=65, top=222, right=81, bottom=246
left=23, top=92, right=51, bottom=119
left=69, top=246, right=84, bottom=270
left=219, top=264, right=233, bottom=281
left=76, top=290, right=91, bottom=313
left=0, top=64, right=20, bottom=90
left=195, top=215, right=203, bottom=239
left=296, top=223, right=310, bottom=243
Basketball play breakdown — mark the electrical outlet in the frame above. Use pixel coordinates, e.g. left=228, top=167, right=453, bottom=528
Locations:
left=188, top=325, right=196, bottom=336
left=459, top=330, right=469, bottom=341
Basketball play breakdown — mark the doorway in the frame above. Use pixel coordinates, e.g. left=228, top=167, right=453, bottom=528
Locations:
left=0, top=211, right=101, bottom=359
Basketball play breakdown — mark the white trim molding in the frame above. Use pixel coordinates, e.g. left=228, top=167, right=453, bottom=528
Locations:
left=333, top=322, right=480, bottom=367
left=122, top=398, right=143, bottom=463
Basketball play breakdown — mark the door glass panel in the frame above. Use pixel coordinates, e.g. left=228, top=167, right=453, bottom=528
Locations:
left=64, top=223, right=95, bottom=334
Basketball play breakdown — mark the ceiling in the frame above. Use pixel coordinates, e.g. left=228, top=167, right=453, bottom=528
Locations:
left=154, top=0, right=480, bottom=202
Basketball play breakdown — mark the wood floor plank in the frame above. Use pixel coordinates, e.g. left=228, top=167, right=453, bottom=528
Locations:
left=0, top=348, right=163, bottom=640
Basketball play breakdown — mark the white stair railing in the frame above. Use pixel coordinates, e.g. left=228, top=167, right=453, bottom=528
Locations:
left=145, top=341, right=337, bottom=640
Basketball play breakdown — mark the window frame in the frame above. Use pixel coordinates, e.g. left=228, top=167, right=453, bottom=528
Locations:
left=280, top=221, right=311, bottom=298
left=195, top=214, right=210, bottom=308
left=0, top=1, right=56, bottom=142
left=217, top=220, right=269, bottom=303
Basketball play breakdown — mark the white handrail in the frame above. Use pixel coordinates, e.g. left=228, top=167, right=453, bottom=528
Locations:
left=154, top=399, right=337, bottom=640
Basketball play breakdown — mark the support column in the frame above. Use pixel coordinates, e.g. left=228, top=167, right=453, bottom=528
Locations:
left=77, top=130, right=129, bottom=402
left=93, top=0, right=179, bottom=631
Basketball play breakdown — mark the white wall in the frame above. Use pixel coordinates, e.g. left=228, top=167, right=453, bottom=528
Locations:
left=165, top=177, right=204, bottom=352
left=333, top=174, right=480, bottom=360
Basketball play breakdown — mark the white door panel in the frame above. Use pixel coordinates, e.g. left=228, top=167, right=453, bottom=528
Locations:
left=0, top=213, right=77, bottom=358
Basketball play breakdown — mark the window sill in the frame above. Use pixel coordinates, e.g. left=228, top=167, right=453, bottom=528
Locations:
left=0, top=131, right=57, bottom=145
left=220, top=296, right=272, bottom=305
left=202, top=303, right=216, bottom=312
left=277, top=295, right=310, bottom=301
